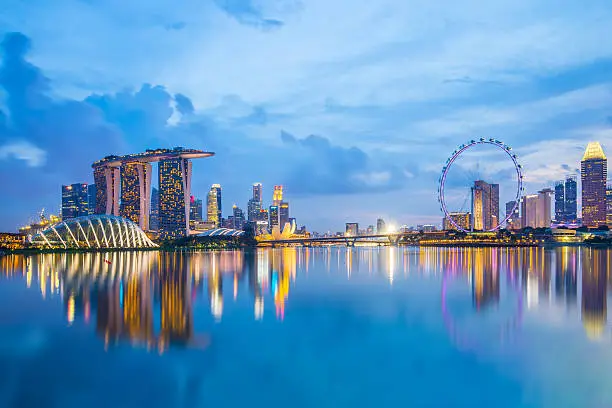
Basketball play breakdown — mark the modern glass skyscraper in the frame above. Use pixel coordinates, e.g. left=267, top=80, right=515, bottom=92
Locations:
left=93, top=163, right=120, bottom=215
left=120, top=162, right=152, bottom=231
left=253, top=183, right=262, bottom=203
left=190, top=196, right=203, bottom=223
left=207, top=187, right=219, bottom=227
left=248, top=183, right=263, bottom=222
left=61, top=183, right=89, bottom=220
left=564, top=176, right=578, bottom=223
left=150, top=187, right=159, bottom=231
left=472, top=180, right=499, bottom=231
left=607, top=184, right=612, bottom=226
left=159, top=158, right=192, bottom=239
left=279, top=202, right=290, bottom=229
left=211, top=184, right=222, bottom=222
left=581, top=142, right=607, bottom=227
left=273, top=185, right=283, bottom=205
left=554, top=180, right=565, bottom=222
left=232, top=205, right=245, bottom=229
left=269, top=205, right=279, bottom=229
left=87, top=184, right=97, bottom=215
left=520, top=189, right=552, bottom=228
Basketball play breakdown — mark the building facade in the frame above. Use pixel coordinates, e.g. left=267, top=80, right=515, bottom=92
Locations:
left=505, top=201, right=520, bottom=230
left=87, top=184, right=96, bottom=215
left=472, top=180, right=499, bottom=231
left=207, top=187, right=220, bottom=227
left=150, top=187, right=159, bottom=231
left=554, top=180, right=565, bottom=222
left=279, top=202, right=290, bottom=229
left=521, top=189, right=552, bottom=229
left=443, top=212, right=471, bottom=231
left=607, top=184, right=612, bottom=226
left=119, top=162, right=152, bottom=231
left=581, top=142, right=607, bottom=227
left=62, top=183, right=89, bottom=220
left=190, top=196, right=203, bottom=223
left=158, top=158, right=192, bottom=239
left=211, top=184, right=222, bottom=222
left=345, top=223, right=359, bottom=236
left=232, top=205, right=246, bottom=230
left=564, top=176, right=578, bottom=223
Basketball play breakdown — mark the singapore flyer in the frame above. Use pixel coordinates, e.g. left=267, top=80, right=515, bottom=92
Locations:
left=438, top=138, right=524, bottom=233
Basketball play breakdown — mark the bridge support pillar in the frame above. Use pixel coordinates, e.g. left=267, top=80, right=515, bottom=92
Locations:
left=388, top=235, right=400, bottom=246
left=345, top=238, right=356, bottom=247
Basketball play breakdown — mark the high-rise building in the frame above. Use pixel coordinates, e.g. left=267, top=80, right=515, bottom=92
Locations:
left=607, top=184, right=612, bottom=226
left=443, top=212, right=471, bottom=231
left=376, top=218, right=386, bottom=234
left=87, top=184, right=96, bottom=215
left=581, top=142, right=607, bottom=227
left=269, top=205, right=279, bottom=229
left=159, top=158, right=192, bottom=239
left=207, top=187, right=219, bottom=227
left=62, top=183, right=89, bottom=220
left=521, top=189, right=552, bottom=228
left=505, top=201, right=520, bottom=230
left=273, top=185, right=283, bottom=205
left=232, top=205, right=245, bottom=230
left=345, top=223, right=359, bottom=236
left=564, top=176, right=578, bottom=223
left=554, top=180, right=565, bottom=222
left=472, top=180, right=499, bottom=231
left=211, top=184, right=222, bottom=222
left=120, top=162, right=152, bottom=231
left=190, top=196, right=203, bottom=223
left=279, top=202, right=290, bottom=229
left=253, top=183, right=262, bottom=203
left=150, top=187, right=159, bottom=231
left=248, top=183, right=263, bottom=222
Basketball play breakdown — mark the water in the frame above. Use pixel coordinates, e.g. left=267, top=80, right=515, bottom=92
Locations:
left=0, top=247, right=610, bottom=408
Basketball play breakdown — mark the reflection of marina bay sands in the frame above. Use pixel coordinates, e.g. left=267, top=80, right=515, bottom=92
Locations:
left=92, top=147, right=214, bottom=238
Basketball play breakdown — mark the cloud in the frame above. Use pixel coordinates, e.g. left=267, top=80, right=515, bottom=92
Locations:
left=213, top=0, right=284, bottom=30
left=0, top=140, right=46, bottom=167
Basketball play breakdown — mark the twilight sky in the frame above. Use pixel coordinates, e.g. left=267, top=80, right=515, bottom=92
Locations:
left=1, top=0, right=611, bottom=232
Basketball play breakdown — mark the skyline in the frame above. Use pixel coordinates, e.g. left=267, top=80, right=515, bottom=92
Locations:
left=1, top=0, right=612, bottom=231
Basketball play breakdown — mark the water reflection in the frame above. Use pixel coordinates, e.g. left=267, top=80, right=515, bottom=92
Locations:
left=1, top=247, right=612, bottom=349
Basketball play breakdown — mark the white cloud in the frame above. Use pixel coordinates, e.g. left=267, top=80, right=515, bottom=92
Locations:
left=0, top=141, right=47, bottom=167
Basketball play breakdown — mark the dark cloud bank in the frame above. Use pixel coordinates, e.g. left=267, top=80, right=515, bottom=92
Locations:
left=0, top=32, right=409, bottom=230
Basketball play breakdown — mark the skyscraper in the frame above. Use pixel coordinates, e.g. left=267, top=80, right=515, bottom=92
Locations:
left=443, top=212, right=471, bottom=231
left=93, top=163, right=120, bottom=215
left=345, top=223, right=359, bottom=236
left=505, top=201, right=520, bottom=230
left=190, top=196, right=203, bottom=223
left=150, top=187, right=159, bottom=231
left=207, top=187, right=219, bottom=227
left=87, top=184, right=96, bottom=215
left=159, top=158, right=192, bottom=239
left=564, top=176, right=578, bottom=223
left=120, top=162, right=152, bottom=231
left=554, top=180, right=565, bottom=222
left=472, top=180, right=499, bottom=231
left=279, top=202, right=290, bottom=229
left=520, top=189, right=552, bottom=228
left=581, top=142, right=607, bottom=227
left=269, top=205, right=279, bottom=229
left=273, top=185, right=283, bottom=205
left=211, top=184, right=222, bottom=222
left=376, top=218, right=386, bottom=234
left=62, top=183, right=89, bottom=220
left=248, top=183, right=263, bottom=222
left=232, top=205, right=245, bottom=230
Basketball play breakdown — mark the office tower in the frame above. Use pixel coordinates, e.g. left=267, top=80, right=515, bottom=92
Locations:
left=207, top=188, right=219, bottom=227
left=345, top=223, right=359, bottom=236
left=472, top=180, right=499, bottom=231
left=564, top=176, right=578, bottom=223
left=87, top=184, right=96, bottom=215
left=269, top=205, right=279, bottom=229
left=61, top=183, right=89, bottom=220
left=150, top=187, right=159, bottom=231
left=377, top=218, right=386, bottom=234
left=607, top=184, right=612, bottom=226
left=253, top=183, right=262, bottom=203
left=93, top=163, right=120, bottom=215
left=190, top=196, right=203, bottom=223
left=248, top=183, right=263, bottom=222
left=443, top=212, right=471, bottom=231
left=120, top=162, right=152, bottom=231
left=520, top=189, right=552, bottom=228
left=273, top=185, right=283, bottom=205
left=581, top=142, right=607, bottom=227
left=210, top=184, right=222, bottom=222
left=159, top=158, right=192, bottom=239
left=279, top=202, right=290, bottom=229
left=505, top=201, right=520, bottom=230
left=554, top=181, right=565, bottom=222
left=232, top=205, right=245, bottom=230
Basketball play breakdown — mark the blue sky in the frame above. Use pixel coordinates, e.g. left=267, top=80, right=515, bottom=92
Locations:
left=1, top=0, right=611, bottom=232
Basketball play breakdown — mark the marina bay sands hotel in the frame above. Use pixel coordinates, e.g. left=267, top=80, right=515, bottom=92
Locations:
left=92, top=147, right=214, bottom=239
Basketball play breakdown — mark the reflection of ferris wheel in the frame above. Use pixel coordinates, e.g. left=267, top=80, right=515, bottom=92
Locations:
left=438, top=138, right=524, bottom=233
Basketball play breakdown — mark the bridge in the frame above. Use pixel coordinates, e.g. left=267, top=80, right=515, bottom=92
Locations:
left=257, top=233, right=421, bottom=247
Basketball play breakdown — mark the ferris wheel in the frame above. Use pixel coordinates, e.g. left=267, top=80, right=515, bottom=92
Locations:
left=438, top=138, right=524, bottom=233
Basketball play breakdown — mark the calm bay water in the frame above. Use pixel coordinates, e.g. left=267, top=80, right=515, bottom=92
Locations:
left=0, top=247, right=610, bottom=408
